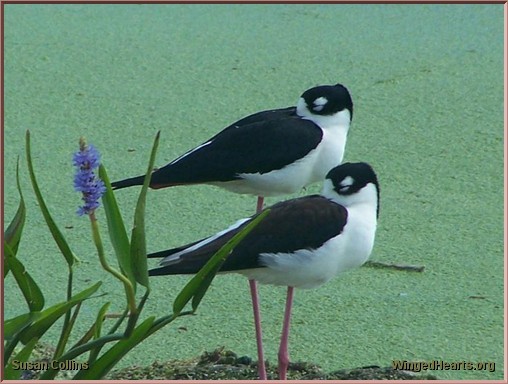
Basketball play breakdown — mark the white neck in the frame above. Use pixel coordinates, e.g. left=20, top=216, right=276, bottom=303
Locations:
left=322, top=181, right=379, bottom=217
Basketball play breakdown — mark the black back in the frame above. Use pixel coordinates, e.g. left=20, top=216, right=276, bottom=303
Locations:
left=150, top=110, right=323, bottom=187
left=149, top=195, right=347, bottom=275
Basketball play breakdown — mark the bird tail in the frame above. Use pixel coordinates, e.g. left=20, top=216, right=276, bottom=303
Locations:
left=147, top=237, right=212, bottom=276
left=147, top=246, right=204, bottom=276
left=149, top=265, right=187, bottom=276
left=147, top=237, right=205, bottom=259
left=110, top=175, right=146, bottom=190
left=147, top=248, right=181, bottom=259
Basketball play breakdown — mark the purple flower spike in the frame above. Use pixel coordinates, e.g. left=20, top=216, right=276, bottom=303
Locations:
left=73, top=138, right=106, bottom=216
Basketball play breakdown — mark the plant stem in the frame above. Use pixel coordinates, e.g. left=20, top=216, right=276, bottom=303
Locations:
left=54, top=300, right=81, bottom=360
left=53, top=266, right=74, bottom=359
left=107, top=307, right=129, bottom=335
left=89, top=211, right=137, bottom=330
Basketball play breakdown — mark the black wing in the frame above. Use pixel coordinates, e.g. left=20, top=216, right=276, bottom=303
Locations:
left=147, top=108, right=322, bottom=188
left=111, top=107, right=300, bottom=190
left=149, top=195, right=347, bottom=276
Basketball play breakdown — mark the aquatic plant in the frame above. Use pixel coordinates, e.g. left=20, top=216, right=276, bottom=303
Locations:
left=3, top=130, right=268, bottom=379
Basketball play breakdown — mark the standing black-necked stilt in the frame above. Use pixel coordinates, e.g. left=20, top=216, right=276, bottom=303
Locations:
left=148, top=162, right=379, bottom=380
left=112, top=83, right=354, bottom=379
left=111, top=83, right=353, bottom=198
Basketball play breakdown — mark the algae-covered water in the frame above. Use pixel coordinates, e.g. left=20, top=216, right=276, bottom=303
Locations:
left=3, top=4, right=504, bottom=380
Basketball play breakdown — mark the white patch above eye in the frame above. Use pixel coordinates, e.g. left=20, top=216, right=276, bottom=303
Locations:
left=312, top=96, right=328, bottom=112
left=338, top=176, right=354, bottom=190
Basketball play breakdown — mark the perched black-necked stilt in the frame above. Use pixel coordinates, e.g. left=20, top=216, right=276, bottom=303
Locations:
left=148, top=162, right=380, bottom=380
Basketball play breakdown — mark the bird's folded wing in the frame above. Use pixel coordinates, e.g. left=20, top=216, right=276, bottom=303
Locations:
left=149, top=114, right=323, bottom=187
left=148, top=195, right=347, bottom=275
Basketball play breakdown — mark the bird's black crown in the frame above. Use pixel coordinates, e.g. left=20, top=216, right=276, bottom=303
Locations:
left=301, top=83, right=353, bottom=119
left=327, top=162, right=380, bottom=218
left=327, top=162, right=378, bottom=196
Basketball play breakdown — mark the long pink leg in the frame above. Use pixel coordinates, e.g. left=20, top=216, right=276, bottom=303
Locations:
left=278, top=286, right=294, bottom=380
left=250, top=195, right=266, bottom=380
left=249, top=279, right=267, bottom=380
left=256, top=196, right=264, bottom=213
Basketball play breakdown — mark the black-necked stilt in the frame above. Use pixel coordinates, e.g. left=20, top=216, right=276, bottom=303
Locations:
left=148, top=162, right=379, bottom=380
left=111, top=83, right=353, bottom=200
left=112, top=83, right=354, bottom=380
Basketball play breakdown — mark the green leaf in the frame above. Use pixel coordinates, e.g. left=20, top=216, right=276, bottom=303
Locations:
left=190, top=273, right=215, bottom=312
left=4, top=241, right=45, bottom=312
left=105, top=308, right=129, bottom=335
left=25, top=130, right=76, bottom=266
left=99, top=165, right=135, bottom=291
left=53, top=299, right=81, bottom=360
left=94, top=301, right=111, bottom=340
left=70, top=320, right=100, bottom=351
left=173, top=209, right=270, bottom=315
left=88, top=301, right=111, bottom=364
left=18, top=282, right=102, bottom=344
left=4, top=312, right=41, bottom=341
left=4, top=157, right=26, bottom=272
left=130, top=131, right=160, bottom=288
left=39, top=333, right=124, bottom=380
left=190, top=210, right=269, bottom=312
left=73, top=317, right=155, bottom=379
left=4, top=337, right=39, bottom=379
